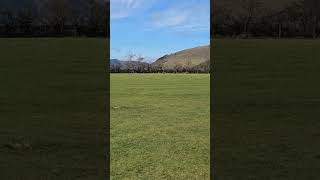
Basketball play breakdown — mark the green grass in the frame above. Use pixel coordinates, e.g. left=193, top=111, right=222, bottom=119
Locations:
left=111, top=74, right=210, bottom=179
left=0, top=38, right=107, bottom=179
left=214, top=39, right=320, bottom=179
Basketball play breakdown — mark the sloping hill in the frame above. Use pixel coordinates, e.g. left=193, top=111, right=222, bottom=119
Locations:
left=153, top=45, right=210, bottom=70
left=110, top=59, right=121, bottom=65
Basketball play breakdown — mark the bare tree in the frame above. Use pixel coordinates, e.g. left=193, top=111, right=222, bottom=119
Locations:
left=240, top=0, right=262, bottom=35
left=302, top=0, right=320, bottom=38
left=185, top=59, right=193, bottom=72
left=47, top=0, right=70, bottom=34
left=17, top=8, right=34, bottom=34
left=124, top=53, right=136, bottom=72
left=0, top=9, right=15, bottom=34
left=136, top=55, right=145, bottom=73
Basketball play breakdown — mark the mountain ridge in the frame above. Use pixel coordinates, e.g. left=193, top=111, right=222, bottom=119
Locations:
left=110, top=45, right=210, bottom=71
left=152, top=45, right=210, bottom=70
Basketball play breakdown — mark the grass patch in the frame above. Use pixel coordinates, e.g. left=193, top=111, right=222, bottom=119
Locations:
left=111, top=73, right=210, bottom=179
left=0, top=38, right=107, bottom=179
left=214, top=39, right=320, bottom=179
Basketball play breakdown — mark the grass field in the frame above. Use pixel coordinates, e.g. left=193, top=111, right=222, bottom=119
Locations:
left=4, top=38, right=319, bottom=179
left=111, top=74, right=210, bottom=179
left=0, top=38, right=107, bottom=179
left=214, top=39, right=320, bottom=179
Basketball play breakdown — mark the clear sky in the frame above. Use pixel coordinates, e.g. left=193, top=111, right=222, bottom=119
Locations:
left=110, top=0, right=210, bottom=62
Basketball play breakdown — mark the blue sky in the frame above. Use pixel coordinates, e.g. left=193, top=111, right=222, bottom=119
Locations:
left=110, top=0, right=210, bottom=62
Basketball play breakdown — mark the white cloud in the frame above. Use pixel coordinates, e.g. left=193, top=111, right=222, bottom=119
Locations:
left=151, top=9, right=190, bottom=28
left=149, top=2, right=209, bottom=33
left=111, top=0, right=155, bottom=19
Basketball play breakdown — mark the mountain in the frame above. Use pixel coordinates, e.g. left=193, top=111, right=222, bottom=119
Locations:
left=110, top=59, right=121, bottom=65
left=110, top=59, right=150, bottom=71
left=152, top=45, right=210, bottom=70
left=120, top=60, right=149, bottom=68
left=110, top=59, right=149, bottom=66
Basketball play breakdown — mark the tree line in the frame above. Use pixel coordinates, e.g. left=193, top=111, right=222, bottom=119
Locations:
left=212, top=0, right=320, bottom=38
left=0, top=0, right=109, bottom=37
left=110, top=55, right=210, bottom=73
left=110, top=62, right=210, bottom=73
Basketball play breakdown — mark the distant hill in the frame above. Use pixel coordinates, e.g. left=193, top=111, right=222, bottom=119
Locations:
left=110, top=59, right=150, bottom=72
left=110, top=59, right=121, bottom=65
left=152, top=45, right=210, bottom=70
left=110, top=59, right=148, bottom=66
left=120, top=60, right=149, bottom=68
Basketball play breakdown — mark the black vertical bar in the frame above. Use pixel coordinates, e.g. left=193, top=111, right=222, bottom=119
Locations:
left=106, top=0, right=110, bottom=179
left=210, top=0, right=215, bottom=179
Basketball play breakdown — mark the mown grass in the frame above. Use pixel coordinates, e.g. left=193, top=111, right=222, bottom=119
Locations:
left=111, top=73, right=210, bottom=179
left=214, top=39, right=320, bottom=179
left=0, top=38, right=107, bottom=179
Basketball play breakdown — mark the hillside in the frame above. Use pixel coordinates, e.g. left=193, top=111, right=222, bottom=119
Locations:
left=152, top=45, right=210, bottom=70
left=110, top=59, right=121, bottom=65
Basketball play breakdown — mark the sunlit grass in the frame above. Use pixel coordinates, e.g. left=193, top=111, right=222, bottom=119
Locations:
left=111, top=73, right=210, bottom=179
